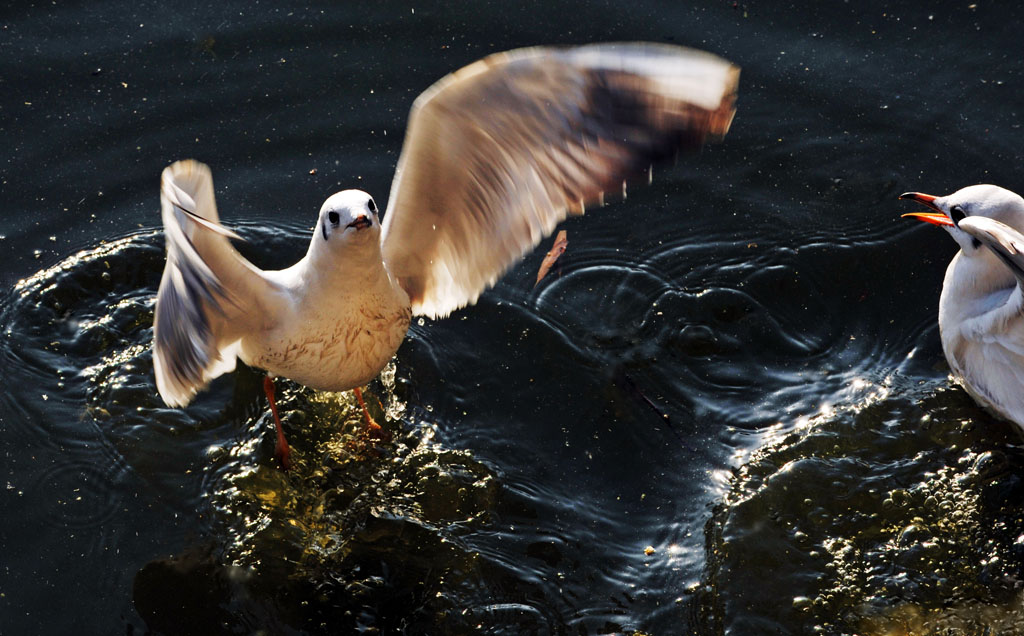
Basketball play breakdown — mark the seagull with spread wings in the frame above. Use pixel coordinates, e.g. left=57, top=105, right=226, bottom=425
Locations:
left=902, top=185, right=1024, bottom=430
left=153, top=43, right=740, bottom=467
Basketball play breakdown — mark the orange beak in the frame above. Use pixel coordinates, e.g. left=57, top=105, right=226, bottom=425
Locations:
left=899, top=192, right=954, bottom=227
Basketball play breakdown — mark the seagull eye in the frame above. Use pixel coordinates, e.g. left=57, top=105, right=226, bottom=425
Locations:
left=950, top=205, right=966, bottom=225
left=328, top=211, right=340, bottom=225
left=368, top=199, right=377, bottom=214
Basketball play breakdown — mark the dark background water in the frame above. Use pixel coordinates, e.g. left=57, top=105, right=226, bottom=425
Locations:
left=3, top=1, right=1024, bottom=634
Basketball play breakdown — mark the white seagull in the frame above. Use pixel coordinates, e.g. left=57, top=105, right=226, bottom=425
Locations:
left=901, top=185, right=1024, bottom=430
left=153, top=43, right=740, bottom=467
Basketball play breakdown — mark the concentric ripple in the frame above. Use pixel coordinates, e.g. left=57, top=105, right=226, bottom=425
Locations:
left=0, top=225, right=316, bottom=521
left=28, top=458, right=128, bottom=530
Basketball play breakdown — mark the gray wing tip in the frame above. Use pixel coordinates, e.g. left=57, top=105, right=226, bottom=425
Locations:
left=412, top=42, right=739, bottom=118
left=153, top=265, right=215, bottom=407
left=959, top=215, right=1022, bottom=250
left=153, top=352, right=197, bottom=407
left=959, top=216, right=1024, bottom=285
left=152, top=271, right=240, bottom=407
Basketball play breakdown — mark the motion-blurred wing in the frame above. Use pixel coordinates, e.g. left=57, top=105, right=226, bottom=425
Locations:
left=153, top=160, right=284, bottom=407
left=380, top=43, right=738, bottom=318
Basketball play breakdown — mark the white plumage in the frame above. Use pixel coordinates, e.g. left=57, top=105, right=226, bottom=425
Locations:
left=902, top=185, right=1024, bottom=429
left=152, top=43, right=740, bottom=451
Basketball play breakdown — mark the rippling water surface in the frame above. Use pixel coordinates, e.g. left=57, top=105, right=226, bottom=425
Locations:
left=3, top=2, right=1024, bottom=634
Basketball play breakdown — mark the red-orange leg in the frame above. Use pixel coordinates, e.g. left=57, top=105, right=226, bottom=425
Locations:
left=264, top=375, right=291, bottom=469
left=354, top=387, right=383, bottom=435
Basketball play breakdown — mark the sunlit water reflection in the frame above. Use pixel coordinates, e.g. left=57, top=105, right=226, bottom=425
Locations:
left=8, top=196, right=1024, bottom=634
left=700, top=373, right=1024, bottom=634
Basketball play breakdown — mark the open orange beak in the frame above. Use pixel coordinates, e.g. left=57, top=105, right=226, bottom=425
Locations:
left=899, top=192, right=954, bottom=227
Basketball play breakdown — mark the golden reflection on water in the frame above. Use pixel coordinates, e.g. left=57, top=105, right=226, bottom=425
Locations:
left=13, top=233, right=158, bottom=297
left=207, top=361, right=498, bottom=586
left=707, top=373, right=1024, bottom=634
left=210, top=372, right=401, bottom=569
left=859, top=591, right=1024, bottom=635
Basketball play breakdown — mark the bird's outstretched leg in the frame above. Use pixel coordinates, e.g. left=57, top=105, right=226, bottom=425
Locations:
left=264, top=375, right=291, bottom=469
left=353, top=386, right=385, bottom=439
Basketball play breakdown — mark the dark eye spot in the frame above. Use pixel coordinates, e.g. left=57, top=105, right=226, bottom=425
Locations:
left=328, top=211, right=340, bottom=225
left=368, top=199, right=377, bottom=213
left=950, top=205, right=966, bottom=225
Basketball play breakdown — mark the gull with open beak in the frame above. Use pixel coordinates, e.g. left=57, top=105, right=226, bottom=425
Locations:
left=152, top=43, right=740, bottom=468
left=901, top=185, right=1024, bottom=430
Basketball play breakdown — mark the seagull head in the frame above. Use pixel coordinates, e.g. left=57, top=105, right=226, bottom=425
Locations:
left=900, top=184, right=1024, bottom=255
left=318, top=190, right=380, bottom=246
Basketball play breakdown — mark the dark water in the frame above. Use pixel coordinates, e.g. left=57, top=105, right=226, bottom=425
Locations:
left=3, top=2, right=1024, bottom=634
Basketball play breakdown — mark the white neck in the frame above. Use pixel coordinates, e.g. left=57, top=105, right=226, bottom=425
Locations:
left=267, top=231, right=390, bottom=300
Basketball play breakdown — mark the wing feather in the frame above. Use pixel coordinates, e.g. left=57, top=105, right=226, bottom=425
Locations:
left=153, top=160, right=284, bottom=407
left=381, top=43, right=739, bottom=318
left=949, top=216, right=1024, bottom=424
left=958, top=215, right=1024, bottom=288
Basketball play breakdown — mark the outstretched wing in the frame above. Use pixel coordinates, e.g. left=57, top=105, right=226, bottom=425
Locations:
left=380, top=42, right=739, bottom=318
left=153, top=160, right=285, bottom=407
